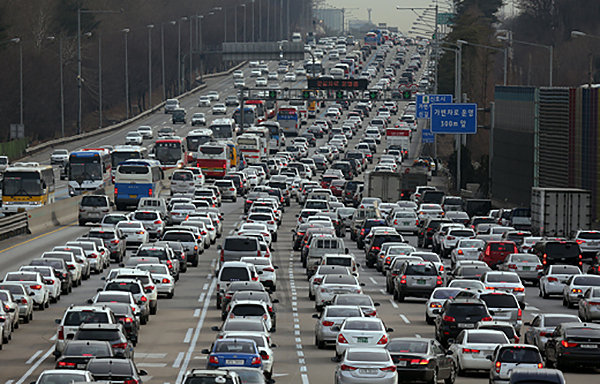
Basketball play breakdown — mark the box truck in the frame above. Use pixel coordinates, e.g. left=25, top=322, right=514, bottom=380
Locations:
left=530, top=187, right=591, bottom=237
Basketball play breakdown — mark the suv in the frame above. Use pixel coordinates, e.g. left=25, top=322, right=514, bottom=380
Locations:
left=72, top=323, right=133, bottom=359
left=434, top=298, right=492, bottom=346
left=393, top=261, right=442, bottom=302
left=183, top=369, right=242, bottom=384
left=161, top=230, right=200, bottom=267
left=218, top=236, right=261, bottom=266
left=489, top=345, right=544, bottom=384
left=418, top=218, right=452, bottom=248
left=165, top=98, right=179, bottom=113
left=78, top=195, right=113, bottom=226
left=130, top=210, right=166, bottom=239
left=86, top=228, right=126, bottom=262
left=574, top=230, right=600, bottom=258
left=53, top=304, right=117, bottom=357
left=480, top=241, right=519, bottom=269
left=216, top=262, right=254, bottom=309
left=532, top=240, right=582, bottom=267
left=458, top=291, right=523, bottom=331
left=365, top=230, right=405, bottom=268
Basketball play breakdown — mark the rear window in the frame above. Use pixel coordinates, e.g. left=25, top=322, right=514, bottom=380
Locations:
left=450, top=230, right=475, bottom=237
left=387, top=340, right=428, bottom=353
left=497, top=347, right=541, bottom=363
left=323, top=275, right=357, bottom=285
left=447, top=304, right=488, bottom=317
left=76, top=329, right=121, bottom=342
left=86, top=360, right=133, bottom=375
left=105, top=282, right=141, bottom=294
left=223, top=320, right=263, bottom=332
left=81, top=196, right=107, bottom=207
left=432, top=289, right=462, bottom=299
left=324, top=257, right=352, bottom=267
left=327, top=307, right=363, bottom=317
left=373, top=235, right=404, bottom=246
left=89, top=231, right=115, bottom=239
left=185, top=377, right=235, bottom=384
left=573, top=276, right=600, bottom=286
left=231, top=304, right=266, bottom=316
left=315, top=239, right=341, bottom=249
left=336, top=296, right=372, bottom=306
left=220, top=267, right=250, bottom=281
left=345, top=320, right=382, bottom=331
left=118, top=165, right=148, bottom=174
left=0, top=285, right=24, bottom=295
left=480, top=294, right=518, bottom=308
left=133, top=212, right=158, bottom=220
left=405, top=264, right=437, bottom=276
left=346, top=350, right=389, bottom=362
left=63, top=342, right=112, bottom=356
left=489, top=243, right=517, bottom=252
left=163, top=232, right=195, bottom=242
left=545, top=243, right=580, bottom=257
left=545, top=316, right=579, bottom=327
left=486, top=274, right=521, bottom=283
left=224, top=238, right=258, bottom=251
left=565, top=328, right=600, bottom=338
left=64, top=311, right=110, bottom=326
left=466, top=332, right=508, bottom=344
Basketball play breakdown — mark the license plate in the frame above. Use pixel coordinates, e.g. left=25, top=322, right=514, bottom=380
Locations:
left=522, top=266, right=530, bottom=271
left=77, top=364, right=87, bottom=369
left=129, top=194, right=137, bottom=198
left=398, top=360, right=407, bottom=367
left=458, top=323, right=475, bottom=328
left=226, top=359, right=245, bottom=365
left=357, top=337, right=369, bottom=343
left=359, top=369, right=378, bottom=374
left=417, top=279, right=426, bottom=285
left=403, top=222, right=409, bottom=226
left=581, top=344, right=598, bottom=349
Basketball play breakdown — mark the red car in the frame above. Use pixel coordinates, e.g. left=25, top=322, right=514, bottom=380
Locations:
left=321, top=175, right=340, bottom=189
left=479, top=241, right=518, bottom=269
left=329, top=180, right=346, bottom=197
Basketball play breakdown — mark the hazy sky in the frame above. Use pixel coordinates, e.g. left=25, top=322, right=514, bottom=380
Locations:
left=323, top=0, right=452, bottom=35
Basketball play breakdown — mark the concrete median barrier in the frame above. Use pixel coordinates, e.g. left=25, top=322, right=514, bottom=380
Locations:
left=27, top=195, right=83, bottom=235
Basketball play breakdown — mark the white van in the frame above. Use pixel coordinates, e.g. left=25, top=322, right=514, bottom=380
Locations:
left=306, top=237, right=348, bottom=277
left=137, top=197, right=168, bottom=217
left=330, top=68, right=344, bottom=79
left=170, top=170, right=195, bottom=196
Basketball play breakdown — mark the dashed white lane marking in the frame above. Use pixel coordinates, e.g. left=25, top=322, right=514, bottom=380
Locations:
left=526, top=306, right=540, bottom=311
left=301, top=373, right=309, bottom=384
left=198, top=292, right=206, bottom=302
left=50, top=334, right=57, bottom=341
left=184, top=328, right=193, bottom=343
left=210, top=259, right=216, bottom=268
left=173, top=352, right=185, bottom=368
left=202, top=283, right=209, bottom=290
left=379, top=289, right=388, bottom=295
left=138, top=363, right=168, bottom=367
left=15, top=347, right=54, bottom=384
left=193, top=308, right=201, bottom=317
left=399, top=314, right=410, bottom=323
left=297, top=350, right=305, bottom=357
left=136, top=353, right=167, bottom=358
left=369, top=277, right=377, bottom=285
left=389, top=299, right=398, bottom=309
left=26, top=350, right=43, bottom=364
left=6, top=380, right=15, bottom=384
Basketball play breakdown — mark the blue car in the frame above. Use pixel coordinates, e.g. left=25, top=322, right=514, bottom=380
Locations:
left=202, top=338, right=265, bottom=369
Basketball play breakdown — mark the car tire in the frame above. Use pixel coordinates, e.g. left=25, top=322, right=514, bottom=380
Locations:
left=141, top=315, right=148, bottom=325
left=29, top=312, right=33, bottom=322
left=427, top=368, right=438, bottom=384
left=39, top=303, right=45, bottom=311
left=309, top=292, right=315, bottom=301
left=79, top=220, right=86, bottom=226
left=562, top=296, right=568, bottom=307
left=445, top=364, right=456, bottom=384
left=316, top=336, right=325, bottom=349
left=273, top=233, right=278, bottom=242
left=150, top=305, right=157, bottom=315
left=426, top=313, right=434, bottom=325
left=45, top=300, right=49, bottom=308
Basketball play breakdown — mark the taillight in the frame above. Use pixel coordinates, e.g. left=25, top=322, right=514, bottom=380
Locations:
left=322, top=320, right=334, bottom=326
left=220, top=250, right=224, bottom=262
left=338, top=334, right=348, bottom=343
left=481, top=316, right=493, bottom=322
left=154, top=220, right=162, bottom=224
left=340, top=364, right=357, bottom=371
left=140, top=296, right=147, bottom=302
left=30, top=284, right=42, bottom=290
left=400, top=275, right=407, bottom=284
left=517, top=308, right=522, bottom=320
left=442, top=315, right=455, bottom=323
left=436, top=276, right=443, bottom=285
left=495, top=361, right=502, bottom=373
left=548, top=277, right=558, bottom=282
left=377, top=335, right=388, bottom=345
left=561, top=340, right=578, bottom=348
left=513, top=287, right=525, bottom=292
left=209, top=355, right=219, bottom=364
left=57, top=361, right=77, bottom=367
left=462, top=348, right=480, bottom=354
left=251, top=356, right=262, bottom=365
left=508, top=264, right=517, bottom=269
left=112, top=342, right=128, bottom=349
left=380, top=366, right=397, bottom=372
left=58, top=326, right=64, bottom=340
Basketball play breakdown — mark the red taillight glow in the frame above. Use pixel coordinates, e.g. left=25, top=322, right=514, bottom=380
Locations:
left=340, top=364, right=357, bottom=371
left=251, top=357, right=262, bottom=365
left=322, top=320, right=334, bottom=326
left=462, top=348, right=480, bottom=354
left=57, top=361, right=77, bottom=367
left=209, top=356, right=219, bottom=364
left=338, top=334, right=348, bottom=343
left=30, top=284, right=42, bottom=290
left=442, top=315, right=455, bottom=322
left=377, top=335, right=388, bottom=345
left=561, top=340, right=578, bottom=348
left=112, top=342, right=128, bottom=349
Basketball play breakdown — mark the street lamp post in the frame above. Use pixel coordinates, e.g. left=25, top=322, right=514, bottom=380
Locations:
left=252, top=0, right=255, bottom=43
left=497, top=35, right=553, bottom=86
left=189, top=16, right=193, bottom=90
left=10, top=38, right=23, bottom=127
left=97, top=32, right=102, bottom=128
left=161, top=20, right=176, bottom=101
left=242, top=4, right=247, bottom=42
left=458, top=39, right=507, bottom=86
left=571, top=31, right=600, bottom=87
left=147, top=24, right=154, bottom=108
left=234, top=6, right=237, bottom=43
left=123, top=28, right=130, bottom=119
left=178, top=16, right=187, bottom=94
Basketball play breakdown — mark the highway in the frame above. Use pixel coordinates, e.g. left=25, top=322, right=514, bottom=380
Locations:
left=1, top=43, right=598, bottom=384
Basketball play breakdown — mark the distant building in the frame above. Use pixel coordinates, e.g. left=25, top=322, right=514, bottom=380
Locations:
left=314, top=8, right=343, bottom=33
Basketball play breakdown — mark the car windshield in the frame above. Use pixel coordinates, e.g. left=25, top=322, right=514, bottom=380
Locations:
left=344, top=320, right=383, bottom=331
left=387, top=340, right=428, bottom=353
left=405, top=264, right=437, bottom=276
left=432, top=289, right=462, bottom=299
left=38, top=373, right=90, bottom=384
left=76, top=329, right=120, bottom=342
left=63, top=342, right=112, bottom=356
left=220, top=267, right=250, bottom=281
left=466, top=332, right=508, bottom=344
left=447, top=304, right=488, bottom=317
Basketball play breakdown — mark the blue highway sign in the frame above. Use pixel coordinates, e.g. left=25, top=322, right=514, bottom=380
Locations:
left=430, top=103, right=477, bottom=134
left=422, top=128, right=435, bottom=144
left=416, top=94, right=453, bottom=119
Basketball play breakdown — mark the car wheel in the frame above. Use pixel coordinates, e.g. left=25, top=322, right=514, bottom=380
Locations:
left=309, top=292, right=315, bottom=300
left=150, top=305, right=157, bottom=315
left=78, top=220, right=86, bottom=226
left=29, top=312, right=33, bottom=321
left=457, top=361, right=465, bottom=376
left=427, top=368, right=438, bottom=384
left=39, top=303, right=45, bottom=311
left=426, top=313, right=434, bottom=325
left=317, top=336, right=325, bottom=350
left=562, top=296, right=568, bottom=307
left=444, top=363, right=456, bottom=384
left=45, top=300, right=49, bottom=308
left=140, top=315, right=148, bottom=325
left=216, top=297, right=222, bottom=309
left=273, top=233, right=278, bottom=242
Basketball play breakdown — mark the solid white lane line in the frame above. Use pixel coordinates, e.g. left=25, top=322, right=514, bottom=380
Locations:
left=301, top=374, right=310, bottom=384
left=15, top=347, right=54, bottom=384
left=137, top=363, right=167, bottom=367
left=173, top=352, right=185, bottom=368
left=399, top=314, right=410, bottom=323
left=6, top=380, right=15, bottom=384
left=26, top=350, right=43, bottom=364
left=184, top=328, right=193, bottom=343
left=176, top=278, right=216, bottom=384
left=50, top=334, right=57, bottom=341
left=389, top=299, right=398, bottom=309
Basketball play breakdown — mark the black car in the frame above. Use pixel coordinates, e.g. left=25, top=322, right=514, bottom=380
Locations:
left=386, top=337, right=455, bottom=384
left=219, top=281, right=267, bottom=318
left=86, top=358, right=147, bottom=382
left=434, top=298, right=492, bottom=346
left=343, top=181, right=364, bottom=205
left=172, top=108, right=186, bottom=124
left=365, top=231, right=405, bottom=267
left=94, top=302, right=140, bottom=345
left=55, top=340, right=115, bottom=369
left=155, top=240, right=188, bottom=273
left=544, top=322, right=600, bottom=369
left=533, top=240, right=582, bottom=267
left=307, top=125, right=324, bottom=138
left=418, top=218, right=452, bottom=248
left=73, top=323, right=134, bottom=359
left=357, top=219, right=388, bottom=250
left=300, top=132, right=317, bottom=147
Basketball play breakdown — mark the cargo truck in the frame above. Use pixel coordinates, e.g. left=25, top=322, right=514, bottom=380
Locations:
left=530, top=187, right=591, bottom=237
left=365, top=171, right=402, bottom=202
left=400, top=165, right=428, bottom=200
left=386, top=127, right=411, bottom=157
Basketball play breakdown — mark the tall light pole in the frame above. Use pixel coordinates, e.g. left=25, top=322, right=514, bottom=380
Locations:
left=571, top=31, right=600, bottom=87
left=178, top=16, right=187, bottom=94
left=498, top=35, right=553, bottom=86
left=259, top=0, right=262, bottom=41
left=97, top=32, right=102, bottom=128
left=252, top=0, right=256, bottom=43
left=234, top=6, right=238, bottom=43
left=122, top=28, right=130, bottom=119
left=147, top=24, right=154, bottom=108
left=77, top=8, right=121, bottom=134
left=161, top=20, right=176, bottom=101
left=189, top=16, right=193, bottom=90
left=241, top=4, right=247, bottom=42
left=224, top=7, right=228, bottom=42
left=10, top=38, right=23, bottom=127
left=458, top=39, right=507, bottom=86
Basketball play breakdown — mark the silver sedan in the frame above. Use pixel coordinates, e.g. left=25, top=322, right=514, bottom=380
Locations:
left=579, top=287, right=600, bottom=321
left=314, top=305, right=364, bottom=349
left=334, top=348, right=397, bottom=384
left=523, top=313, right=581, bottom=354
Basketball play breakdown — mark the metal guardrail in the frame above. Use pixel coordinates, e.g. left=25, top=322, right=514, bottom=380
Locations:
left=0, top=212, right=29, bottom=240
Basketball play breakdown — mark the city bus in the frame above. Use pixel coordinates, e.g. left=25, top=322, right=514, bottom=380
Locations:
left=244, top=126, right=270, bottom=158
left=111, top=145, right=148, bottom=181
left=114, top=160, right=163, bottom=210
left=209, top=118, right=236, bottom=141
left=259, top=121, right=285, bottom=154
left=364, top=32, right=379, bottom=46
left=68, top=148, right=111, bottom=196
left=196, top=142, right=231, bottom=178
left=289, top=100, right=308, bottom=125
left=304, top=60, right=323, bottom=77
left=277, top=105, right=300, bottom=136
left=1, top=163, right=55, bottom=214
left=152, top=136, right=188, bottom=170
left=185, top=129, right=214, bottom=163
left=236, top=134, right=262, bottom=164
left=245, top=100, right=268, bottom=123
left=233, top=105, right=257, bottom=128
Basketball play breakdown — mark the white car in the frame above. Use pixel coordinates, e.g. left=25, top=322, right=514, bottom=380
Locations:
left=233, top=70, right=244, bottom=79
left=481, top=272, right=526, bottom=307
left=450, top=239, right=487, bottom=269
left=562, top=274, right=600, bottom=308
left=440, top=228, right=477, bottom=258
left=19, top=266, right=61, bottom=303
left=256, top=77, right=268, bottom=87
left=125, top=131, right=143, bottom=145
left=240, top=257, right=277, bottom=291
left=137, top=125, right=153, bottom=139
left=334, top=317, right=392, bottom=358
left=284, top=73, right=297, bottom=82
left=115, top=221, right=149, bottom=247
left=212, top=103, right=227, bottom=115
left=449, top=330, right=510, bottom=373
left=135, top=264, right=175, bottom=298
left=246, top=213, right=278, bottom=238
left=539, top=264, right=582, bottom=299
left=389, top=210, right=418, bottom=235
left=237, top=223, right=272, bottom=245
left=50, top=149, right=69, bottom=165
left=207, top=91, right=220, bottom=101
left=314, top=274, right=363, bottom=311
left=3, top=271, right=49, bottom=310
left=425, top=287, right=464, bottom=325
left=250, top=69, right=261, bottom=77
left=268, top=72, right=278, bottom=80
left=198, top=96, right=211, bottom=107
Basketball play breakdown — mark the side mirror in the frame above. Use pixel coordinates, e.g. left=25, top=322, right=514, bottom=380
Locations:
left=55, top=318, right=61, bottom=324
left=201, top=349, right=210, bottom=354
left=0, top=317, right=5, bottom=323
left=489, top=310, right=495, bottom=316
left=211, top=326, right=220, bottom=332
left=100, top=276, right=106, bottom=281
left=260, top=350, right=268, bottom=357
left=445, top=349, right=453, bottom=355
left=66, top=334, right=74, bottom=340
left=119, top=263, right=125, bottom=268
left=432, top=309, right=440, bottom=314
left=217, top=245, right=222, bottom=250
left=331, top=325, right=341, bottom=332
left=485, top=355, right=492, bottom=361
left=447, top=339, right=455, bottom=345
left=139, top=370, right=148, bottom=376
left=331, top=356, right=341, bottom=363
left=312, top=313, right=319, bottom=319
left=270, top=327, right=276, bottom=333
left=374, top=302, right=380, bottom=307
left=272, top=299, right=280, bottom=304
left=291, top=229, right=295, bottom=233
left=145, top=288, right=153, bottom=294
left=87, top=299, right=93, bottom=304
left=345, top=248, right=349, bottom=254
left=360, top=282, right=366, bottom=287
left=115, top=351, right=125, bottom=358
left=96, top=288, right=103, bottom=292
left=386, top=328, right=394, bottom=332
left=268, top=380, right=276, bottom=384
left=356, top=263, right=361, bottom=268
left=274, top=266, right=279, bottom=270
left=524, top=321, right=532, bottom=326
left=257, top=271, right=263, bottom=275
